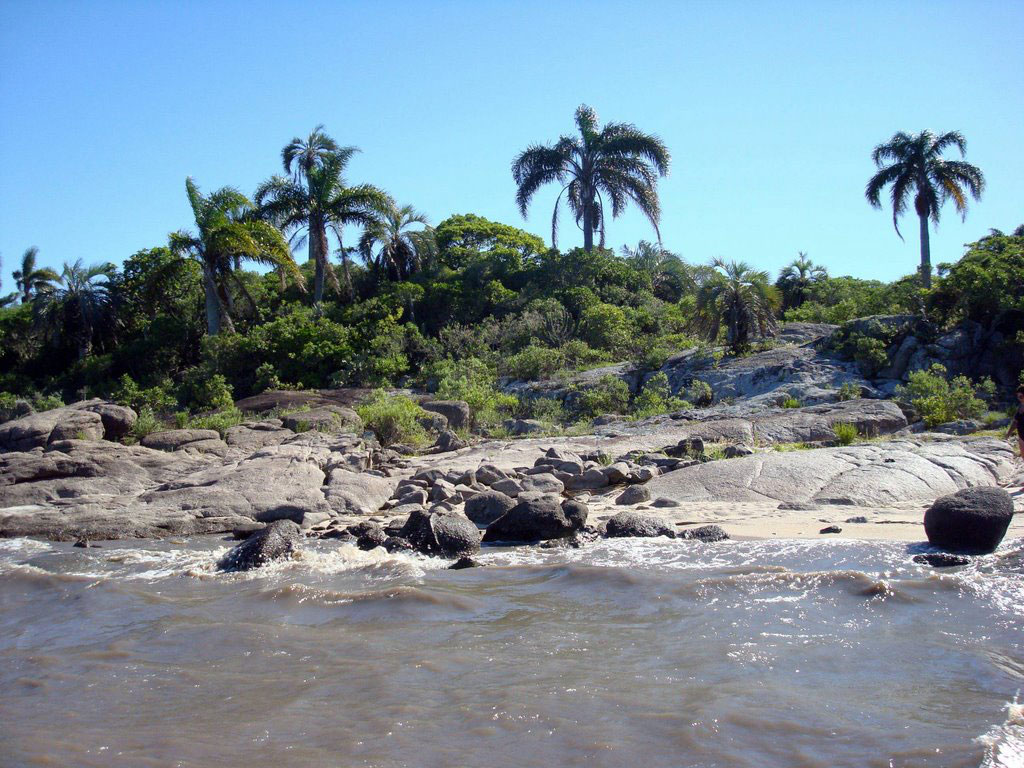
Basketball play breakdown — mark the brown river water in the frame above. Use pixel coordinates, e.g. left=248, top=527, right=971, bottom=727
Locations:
left=1, top=535, right=1022, bottom=768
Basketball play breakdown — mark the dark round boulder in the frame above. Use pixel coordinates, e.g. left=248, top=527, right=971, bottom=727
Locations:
left=464, top=490, right=516, bottom=527
left=449, top=556, right=481, bottom=569
left=218, top=519, right=301, bottom=572
left=482, top=495, right=583, bottom=543
left=605, top=511, right=675, bottom=538
left=923, top=486, right=1014, bottom=554
left=913, top=553, right=971, bottom=568
left=561, top=499, right=589, bottom=529
left=398, top=508, right=480, bottom=557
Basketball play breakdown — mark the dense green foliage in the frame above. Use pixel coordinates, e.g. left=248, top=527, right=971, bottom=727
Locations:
left=895, top=364, right=994, bottom=427
left=0, top=122, right=1017, bottom=425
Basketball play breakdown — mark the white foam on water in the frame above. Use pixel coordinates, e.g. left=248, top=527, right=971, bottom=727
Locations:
left=0, top=537, right=53, bottom=555
left=976, top=694, right=1024, bottom=768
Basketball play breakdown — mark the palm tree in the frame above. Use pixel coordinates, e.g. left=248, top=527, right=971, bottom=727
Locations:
left=170, top=178, right=302, bottom=335
left=776, top=252, right=827, bottom=309
left=257, top=139, right=384, bottom=302
left=865, top=130, right=985, bottom=288
left=12, top=247, right=59, bottom=303
left=511, top=105, right=670, bottom=251
left=358, top=199, right=437, bottom=282
left=621, top=240, right=694, bottom=302
left=0, top=254, right=17, bottom=307
left=692, top=259, right=779, bottom=353
left=35, top=260, right=116, bottom=360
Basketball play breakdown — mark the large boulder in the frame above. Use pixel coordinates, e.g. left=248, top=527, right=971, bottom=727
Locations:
left=324, top=469, right=396, bottom=516
left=421, top=400, right=471, bottom=430
left=398, top=508, right=480, bottom=557
left=605, top=511, right=675, bottom=538
left=923, top=486, right=1014, bottom=554
left=464, top=490, right=517, bottom=526
left=217, top=519, right=301, bottom=571
left=280, top=406, right=361, bottom=434
left=482, top=495, right=585, bottom=543
left=0, top=407, right=105, bottom=451
left=75, top=401, right=137, bottom=440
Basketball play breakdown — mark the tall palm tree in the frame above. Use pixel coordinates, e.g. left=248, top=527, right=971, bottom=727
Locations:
left=35, top=260, right=116, bottom=360
left=282, top=124, right=347, bottom=181
left=621, top=240, right=694, bottom=302
left=359, top=199, right=437, bottom=282
left=776, top=252, right=827, bottom=309
left=257, top=153, right=385, bottom=302
left=12, top=247, right=59, bottom=303
left=865, top=130, right=985, bottom=288
left=512, top=105, right=670, bottom=251
left=170, top=178, right=302, bottom=336
left=692, top=259, right=779, bottom=354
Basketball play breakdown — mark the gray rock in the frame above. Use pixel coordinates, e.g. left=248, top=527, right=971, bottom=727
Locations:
left=218, top=520, right=300, bottom=571
left=0, top=407, right=106, bottom=451
left=605, top=511, right=675, bottom=538
left=465, top=490, right=517, bottom=526
left=645, top=438, right=1016, bottom=507
left=819, top=525, right=842, bottom=534
left=503, top=418, right=546, bottom=436
left=325, top=469, right=396, bottom=516
left=724, top=445, right=754, bottom=458
left=603, top=461, right=633, bottom=483
left=396, top=488, right=429, bottom=506
left=434, top=429, right=466, bottom=452
left=924, top=486, right=1014, bottom=555
left=281, top=406, right=361, bottom=434
left=224, top=421, right=293, bottom=452
left=475, top=464, right=507, bottom=486
left=418, top=411, right=449, bottom=432
left=680, top=524, right=729, bottom=542
left=421, top=400, right=471, bottom=430
left=482, top=495, right=584, bottom=543
left=651, top=497, right=681, bottom=508
left=913, top=553, right=971, bottom=568
left=565, top=468, right=610, bottom=491
left=932, top=419, right=986, bottom=436
left=449, top=556, right=481, bottom=569
left=490, top=477, right=525, bottom=497
left=76, top=402, right=137, bottom=440
left=429, top=479, right=458, bottom=503
left=615, top=485, right=651, bottom=505
left=560, top=499, right=589, bottom=529
left=141, top=429, right=222, bottom=452
left=519, top=473, right=565, bottom=495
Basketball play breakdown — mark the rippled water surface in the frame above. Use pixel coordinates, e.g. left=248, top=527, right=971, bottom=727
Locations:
left=1, top=534, right=1022, bottom=768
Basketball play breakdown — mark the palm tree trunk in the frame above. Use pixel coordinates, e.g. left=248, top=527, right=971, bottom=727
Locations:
left=203, top=265, right=221, bottom=335
left=918, top=212, right=932, bottom=289
left=582, top=199, right=595, bottom=252
left=311, top=217, right=325, bottom=304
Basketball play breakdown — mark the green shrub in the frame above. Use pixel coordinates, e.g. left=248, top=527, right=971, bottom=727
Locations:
left=130, top=407, right=161, bottom=441
left=574, top=374, right=630, bottom=419
left=178, top=368, right=234, bottom=413
left=895, top=364, right=989, bottom=427
left=518, top=396, right=567, bottom=424
left=253, top=362, right=282, bottom=393
left=435, top=358, right=517, bottom=427
left=632, top=373, right=689, bottom=419
left=635, top=342, right=670, bottom=372
left=356, top=391, right=429, bottom=447
left=110, top=374, right=178, bottom=414
left=832, top=422, right=859, bottom=445
left=781, top=396, right=802, bottom=409
left=837, top=381, right=860, bottom=401
left=580, top=302, right=630, bottom=353
left=187, top=408, right=244, bottom=437
left=33, top=393, right=65, bottom=412
left=853, top=335, right=889, bottom=377
left=687, top=379, right=713, bottom=406
left=500, top=345, right=565, bottom=381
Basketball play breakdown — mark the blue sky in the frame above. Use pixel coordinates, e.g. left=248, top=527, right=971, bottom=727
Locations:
left=1, top=0, right=1021, bottom=285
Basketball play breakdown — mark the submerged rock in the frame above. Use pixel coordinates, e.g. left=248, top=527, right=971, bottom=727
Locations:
left=605, top=511, right=675, bottom=538
left=449, top=556, right=481, bottom=569
left=399, top=508, right=480, bottom=557
left=923, top=486, right=1014, bottom=555
left=913, top=553, right=971, bottom=568
left=217, top=519, right=300, bottom=572
left=680, top=525, right=730, bottom=543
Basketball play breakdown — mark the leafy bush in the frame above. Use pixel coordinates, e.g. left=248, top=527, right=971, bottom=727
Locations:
left=895, top=364, right=991, bottom=427
left=130, top=407, right=162, bottom=441
left=516, top=396, right=567, bottom=424
left=853, top=335, right=889, bottom=377
left=574, top=374, right=630, bottom=419
left=580, top=302, right=631, bottom=353
left=781, top=396, right=802, bottom=409
left=178, top=368, right=234, bottom=413
left=435, top=358, right=517, bottom=427
left=632, top=373, right=688, bottom=419
left=837, top=381, right=861, bottom=401
left=356, top=391, right=429, bottom=447
left=253, top=362, right=282, bottom=393
left=832, top=422, right=859, bottom=445
left=187, top=408, right=244, bottom=437
left=687, top=379, right=713, bottom=406
left=500, top=345, right=564, bottom=381
left=110, top=374, right=178, bottom=414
